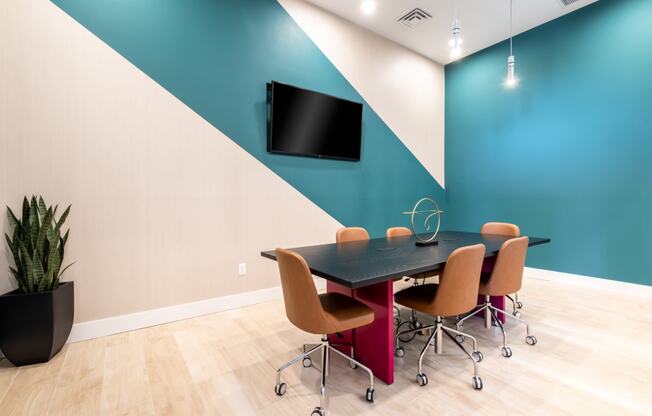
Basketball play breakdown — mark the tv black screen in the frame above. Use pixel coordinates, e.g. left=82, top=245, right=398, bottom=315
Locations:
left=268, top=81, right=362, bottom=161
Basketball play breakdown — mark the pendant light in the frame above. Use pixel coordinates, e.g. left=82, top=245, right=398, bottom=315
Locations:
left=506, top=0, right=517, bottom=87
left=448, top=1, right=463, bottom=59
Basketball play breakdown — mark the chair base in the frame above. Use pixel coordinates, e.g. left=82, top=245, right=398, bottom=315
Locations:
left=456, top=296, right=536, bottom=356
left=506, top=294, right=524, bottom=317
left=395, top=317, right=484, bottom=390
left=275, top=336, right=375, bottom=415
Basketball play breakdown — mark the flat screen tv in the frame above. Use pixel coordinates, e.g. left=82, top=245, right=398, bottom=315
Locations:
left=267, top=81, right=362, bottom=161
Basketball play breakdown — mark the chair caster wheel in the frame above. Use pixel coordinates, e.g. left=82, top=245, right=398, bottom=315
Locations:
left=472, top=376, right=483, bottom=390
left=302, top=357, right=312, bottom=368
left=349, top=360, right=358, bottom=369
left=472, top=350, right=484, bottom=362
left=513, top=310, right=522, bottom=318
left=526, top=335, right=538, bottom=345
left=274, top=382, right=286, bottom=396
left=395, top=346, right=405, bottom=358
left=516, top=301, right=523, bottom=309
left=501, top=346, right=513, bottom=358
left=365, top=387, right=375, bottom=403
left=455, top=334, right=465, bottom=343
left=416, top=373, right=428, bottom=386
left=311, top=407, right=325, bottom=416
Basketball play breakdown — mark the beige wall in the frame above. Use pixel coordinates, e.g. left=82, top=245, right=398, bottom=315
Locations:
left=0, top=0, right=445, bottom=325
left=0, top=0, right=341, bottom=323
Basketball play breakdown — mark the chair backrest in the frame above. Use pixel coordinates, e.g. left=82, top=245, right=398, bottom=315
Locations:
left=386, top=227, right=412, bottom=238
left=481, top=222, right=520, bottom=237
left=430, top=244, right=486, bottom=317
left=275, top=248, right=336, bottom=335
left=336, top=227, right=370, bottom=243
left=482, top=237, right=529, bottom=296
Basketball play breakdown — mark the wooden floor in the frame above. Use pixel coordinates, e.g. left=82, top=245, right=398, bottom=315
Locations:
left=1, top=276, right=651, bottom=416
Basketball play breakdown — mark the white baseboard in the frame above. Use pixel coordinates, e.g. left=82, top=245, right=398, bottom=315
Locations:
left=524, top=267, right=652, bottom=299
left=68, top=278, right=326, bottom=343
left=69, top=268, right=651, bottom=344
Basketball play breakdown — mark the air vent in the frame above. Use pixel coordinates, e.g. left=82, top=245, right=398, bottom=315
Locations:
left=397, top=8, right=432, bottom=28
left=558, top=0, right=580, bottom=6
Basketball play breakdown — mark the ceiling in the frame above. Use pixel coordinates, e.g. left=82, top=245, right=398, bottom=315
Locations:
left=304, top=0, right=597, bottom=64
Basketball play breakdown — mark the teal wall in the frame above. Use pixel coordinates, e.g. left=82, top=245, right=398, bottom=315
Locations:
left=52, top=0, right=444, bottom=237
left=445, top=0, right=652, bottom=285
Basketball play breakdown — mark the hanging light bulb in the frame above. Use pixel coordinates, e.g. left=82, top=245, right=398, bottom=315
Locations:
left=506, top=55, right=516, bottom=87
left=448, top=0, right=463, bottom=60
left=449, top=19, right=463, bottom=59
left=505, top=0, right=517, bottom=88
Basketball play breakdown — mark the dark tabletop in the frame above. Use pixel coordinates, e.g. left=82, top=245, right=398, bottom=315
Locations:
left=261, top=231, right=550, bottom=289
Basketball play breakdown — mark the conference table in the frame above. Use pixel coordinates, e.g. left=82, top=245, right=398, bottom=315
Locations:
left=261, top=230, right=550, bottom=385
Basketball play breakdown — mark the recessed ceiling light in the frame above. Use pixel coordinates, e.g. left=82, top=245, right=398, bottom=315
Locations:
left=361, top=0, right=377, bottom=16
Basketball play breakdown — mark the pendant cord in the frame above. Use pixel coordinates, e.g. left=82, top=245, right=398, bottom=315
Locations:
left=509, top=0, right=513, bottom=56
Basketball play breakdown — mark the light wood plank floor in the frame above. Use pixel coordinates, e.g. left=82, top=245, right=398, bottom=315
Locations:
left=1, top=276, right=651, bottom=416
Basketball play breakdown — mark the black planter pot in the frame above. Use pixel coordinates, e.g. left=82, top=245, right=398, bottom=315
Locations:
left=0, top=281, right=74, bottom=366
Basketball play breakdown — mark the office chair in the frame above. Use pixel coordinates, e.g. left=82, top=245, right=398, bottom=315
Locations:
left=394, top=244, right=486, bottom=390
left=336, top=226, right=370, bottom=243
left=386, top=227, right=440, bottom=342
left=481, top=222, right=524, bottom=317
left=456, top=237, right=537, bottom=358
left=274, top=248, right=376, bottom=416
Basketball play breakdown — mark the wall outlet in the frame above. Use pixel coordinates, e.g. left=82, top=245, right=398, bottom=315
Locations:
left=238, top=263, right=247, bottom=276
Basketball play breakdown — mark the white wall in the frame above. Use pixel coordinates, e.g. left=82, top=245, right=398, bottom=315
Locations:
left=279, top=0, right=446, bottom=187
left=0, top=0, right=341, bottom=323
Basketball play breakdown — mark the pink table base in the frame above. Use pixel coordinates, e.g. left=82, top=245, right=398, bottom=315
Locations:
left=326, top=256, right=505, bottom=385
left=327, top=280, right=394, bottom=385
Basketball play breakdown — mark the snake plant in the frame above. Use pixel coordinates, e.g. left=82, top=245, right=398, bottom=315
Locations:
left=4, top=196, right=73, bottom=293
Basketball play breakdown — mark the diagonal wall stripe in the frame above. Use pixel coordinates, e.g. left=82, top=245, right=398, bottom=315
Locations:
left=278, top=0, right=446, bottom=187
left=51, top=0, right=446, bottom=237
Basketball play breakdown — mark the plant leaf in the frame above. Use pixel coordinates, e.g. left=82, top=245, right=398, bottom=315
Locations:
left=22, top=197, right=30, bottom=228
left=18, top=240, right=35, bottom=292
left=7, top=206, right=19, bottom=229
left=46, top=221, right=59, bottom=244
left=35, top=207, right=53, bottom=259
left=54, top=205, right=71, bottom=236
left=29, top=196, right=40, bottom=248
left=32, top=250, right=46, bottom=292
left=48, top=241, right=61, bottom=280
left=59, top=229, right=69, bottom=263
left=5, top=233, right=21, bottom=269
left=9, top=267, right=27, bottom=292
left=38, top=196, right=47, bottom=217
left=39, top=269, right=53, bottom=292
left=57, top=262, right=75, bottom=280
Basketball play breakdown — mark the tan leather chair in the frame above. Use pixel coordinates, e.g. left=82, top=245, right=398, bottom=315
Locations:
left=456, top=237, right=537, bottom=357
left=481, top=222, right=524, bottom=315
left=274, top=248, right=376, bottom=416
left=386, top=226, right=412, bottom=238
left=336, top=227, right=370, bottom=243
left=481, top=222, right=520, bottom=237
left=394, top=244, right=486, bottom=390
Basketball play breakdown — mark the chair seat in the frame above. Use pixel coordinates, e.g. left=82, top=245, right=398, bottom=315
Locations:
left=479, top=271, right=511, bottom=296
left=319, top=292, right=374, bottom=333
left=394, top=284, right=438, bottom=314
